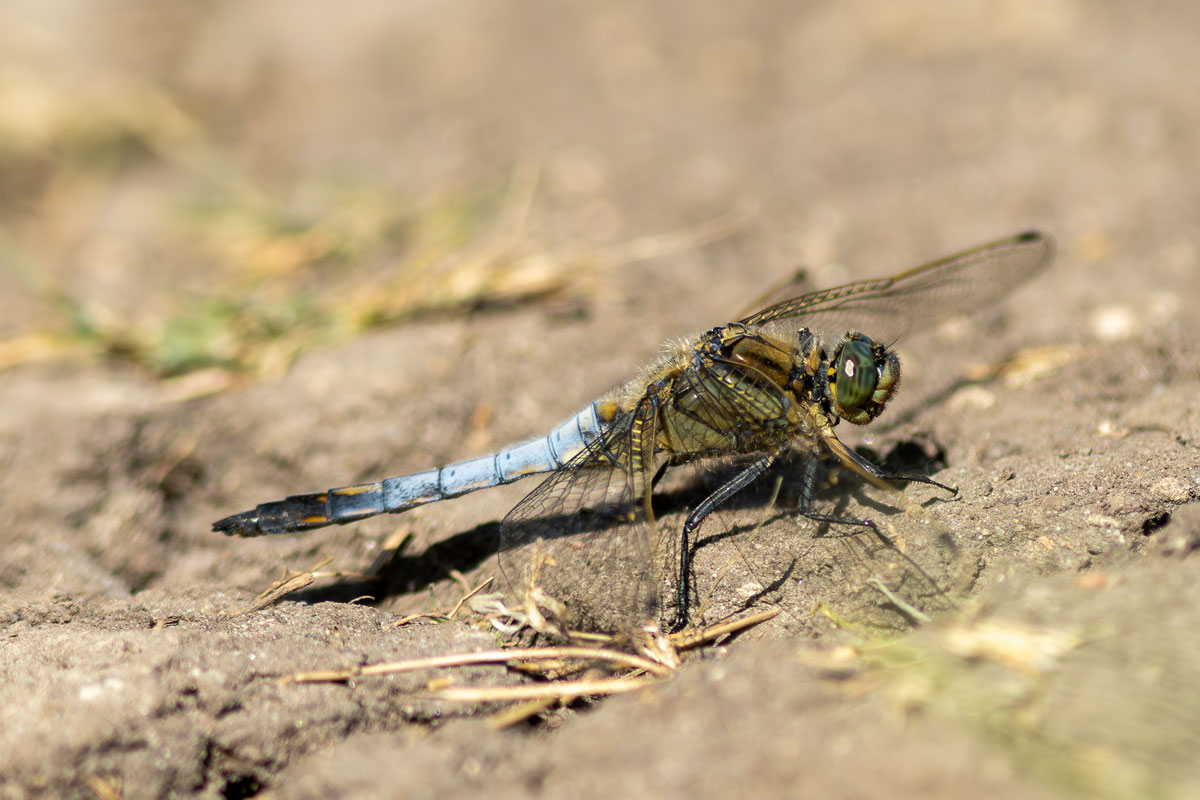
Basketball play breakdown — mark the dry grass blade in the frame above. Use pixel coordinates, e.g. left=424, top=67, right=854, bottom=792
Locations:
left=487, top=697, right=560, bottom=729
left=362, top=529, right=413, bottom=578
left=866, top=577, right=932, bottom=624
left=227, top=558, right=330, bottom=617
left=228, top=557, right=373, bottom=617
left=274, top=612, right=778, bottom=728
left=669, top=608, right=781, bottom=650
left=392, top=576, right=494, bottom=627
left=85, top=775, right=124, bottom=800
left=285, top=645, right=674, bottom=684
left=432, top=676, right=658, bottom=702
left=282, top=641, right=677, bottom=729
left=0, top=332, right=94, bottom=371
left=446, top=577, right=494, bottom=619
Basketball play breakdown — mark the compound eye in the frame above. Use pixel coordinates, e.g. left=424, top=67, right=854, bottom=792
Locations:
left=834, top=339, right=878, bottom=410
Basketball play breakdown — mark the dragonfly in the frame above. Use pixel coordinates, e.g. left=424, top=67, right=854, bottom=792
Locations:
left=214, top=231, right=1053, bottom=634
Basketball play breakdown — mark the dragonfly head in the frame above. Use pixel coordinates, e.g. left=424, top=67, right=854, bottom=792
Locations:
left=828, top=332, right=900, bottom=425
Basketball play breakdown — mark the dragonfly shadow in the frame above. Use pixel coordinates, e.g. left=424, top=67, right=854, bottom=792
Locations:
left=682, top=440, right=959, bottom=620
left=288, top=520, right=503, bottom=605
left=288, top=437, right=953, bottom=608
left=289, top=506, right=639, bottom=607
left=683, top=435, right=951, bottom=528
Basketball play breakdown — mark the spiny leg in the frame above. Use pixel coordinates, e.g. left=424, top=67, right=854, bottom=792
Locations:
left=671, top=452, right=779, bottom=632
left=834, top=436, right=958, bottom=498
left=863, top=465, right=956, bottom=498
left=669, top=444, right=955, bottom=630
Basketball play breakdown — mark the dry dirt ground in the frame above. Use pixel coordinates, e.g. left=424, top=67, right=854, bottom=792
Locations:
left=2, top=2, right=1199, bottom=799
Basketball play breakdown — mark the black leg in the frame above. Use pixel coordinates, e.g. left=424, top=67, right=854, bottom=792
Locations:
left=794, top=456, right=879, bottom=528
left=667, top=445, right=955, bottom=632
left=670, top=452, right=778, bottom=632
left=873, top=470, right=955, bottom=496
left=841, top=442, right=958, bottom=497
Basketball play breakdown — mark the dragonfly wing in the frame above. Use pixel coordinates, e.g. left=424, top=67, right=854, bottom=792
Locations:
left=659, top=355, right=961, bottom=628
left=498, top=395, right=662, bottom=634
left=739, top=231, right=1053, bottom=343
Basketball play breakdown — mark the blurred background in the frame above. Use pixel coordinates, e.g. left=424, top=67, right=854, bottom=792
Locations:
left=2, top=0, right=1192, bottom=390
left=2, top=2, right=1198, bottom=798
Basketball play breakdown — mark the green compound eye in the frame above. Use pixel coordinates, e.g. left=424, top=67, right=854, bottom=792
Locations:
left=834, top=339, right=878, bottom=410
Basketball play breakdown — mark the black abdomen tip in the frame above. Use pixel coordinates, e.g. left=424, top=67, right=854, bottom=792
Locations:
left=212, top=511, right=261, bottom=537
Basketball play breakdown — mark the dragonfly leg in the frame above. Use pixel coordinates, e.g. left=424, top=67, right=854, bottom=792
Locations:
left=671, top=452, right=779, bottom=632
left=835, top=440, right=958, bottom=496
left=794, top=455, right=880, bottom=529
left=882, top=472, right=956, bottom=494
left=863, top=465, right=956, bottom=496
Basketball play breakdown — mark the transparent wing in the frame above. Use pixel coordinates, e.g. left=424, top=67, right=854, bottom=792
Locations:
left=704, top=484, right=965, bottom=632
left=738, top=231, right=1053, bottom=343
left=498, top=396, right=662, bottom=635
left=657, top=357, right=957, bottom=629
left=495, top=232, right=1052, bottom=633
